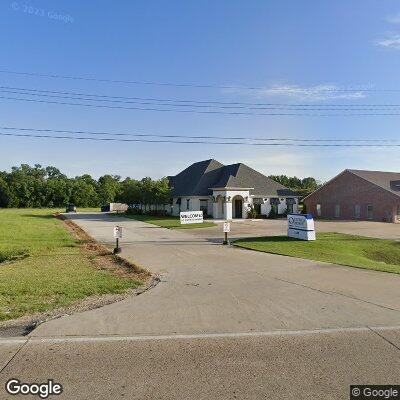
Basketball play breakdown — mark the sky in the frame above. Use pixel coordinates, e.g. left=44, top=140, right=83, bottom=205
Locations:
left=1, top=0, right=400, bottom=182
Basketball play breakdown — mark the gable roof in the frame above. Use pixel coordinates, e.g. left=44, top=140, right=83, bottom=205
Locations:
left=348, top=169, right=400, bottom=197
left=303, top=169, right=400, bottom=201
left=169, top=159, right=297, bottom=197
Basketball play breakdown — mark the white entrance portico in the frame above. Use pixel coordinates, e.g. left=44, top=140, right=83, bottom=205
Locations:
left=212, top=188, right=252, bottom=220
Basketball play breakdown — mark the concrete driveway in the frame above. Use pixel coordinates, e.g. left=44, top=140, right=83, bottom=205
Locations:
left=1, top=213, right=400, bottom=399
left=32, top=213, right=400, bottom=337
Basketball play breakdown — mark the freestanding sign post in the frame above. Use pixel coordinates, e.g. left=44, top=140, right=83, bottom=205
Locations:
left=223, top=221, right=230, bottom=245
left=287, top=214, right=316, bottom=241
left=113, top=226, right=123, bottom=254
left=180, top=211, right=203, bottom=225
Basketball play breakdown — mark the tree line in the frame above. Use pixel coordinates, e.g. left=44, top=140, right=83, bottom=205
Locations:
left=0, top=164, right=170, bottom=208
left=268, top=175, right=321, bottom=197
left=0, top=164, right=321, bottom=209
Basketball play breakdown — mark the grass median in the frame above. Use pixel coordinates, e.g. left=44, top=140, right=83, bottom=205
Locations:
left=234, top=232, right=400, bottom=274
left=0, top=209, right=147, bottom=322
left=122, top=214, right=215, bottom=229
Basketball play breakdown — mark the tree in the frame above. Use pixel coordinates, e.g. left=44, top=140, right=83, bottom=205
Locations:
left=269, top=174, right=321, bottom=198
left=118, top=178, right=141, bottom=206
left=0, top=175, right=11, bottom=207
left=70, top=178, right=99, bottom=207
left=97, top=175, right=121, bottom=205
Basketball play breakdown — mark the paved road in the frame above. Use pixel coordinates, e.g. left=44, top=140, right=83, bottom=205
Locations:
left=1, top=328, right=400, bottom=399
left=1, top=213, right=399, bottom=399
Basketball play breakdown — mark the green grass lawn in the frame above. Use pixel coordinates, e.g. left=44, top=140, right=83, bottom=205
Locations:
left=122, top=214, right=215, bottom=229
left=234, top=232, right=400, bottom=274
left=0, top=209, right=142, bottom=321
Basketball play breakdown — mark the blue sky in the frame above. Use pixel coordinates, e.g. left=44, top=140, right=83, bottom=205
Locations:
left=1, top=0, right=400, bottom=181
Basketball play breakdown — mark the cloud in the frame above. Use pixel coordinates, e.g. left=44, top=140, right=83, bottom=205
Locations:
left=375, top=34, right=400, bottom=49
left=224, top=84, right=367, bottom=102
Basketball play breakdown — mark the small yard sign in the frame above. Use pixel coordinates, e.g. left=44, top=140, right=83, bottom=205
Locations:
left=180, top=211, right=203, bottom=224
left=113, top=226, right=123, bottom=239
left=223, top=222, right=231, bottom=233
left=287, top=214, right=316, bottom=241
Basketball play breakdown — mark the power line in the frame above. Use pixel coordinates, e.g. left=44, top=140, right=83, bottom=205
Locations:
left=1, top=85, right=400, bottom=108
left=0, top=69, right=397, bottom=92
left=2, top=88, right=400, bottom=111
left=1, top=126, right=399, bottom=142
left=1, top=130, right=400, bottom=147
left=4, top=89, right=400, bottom=111
left=3, top=95, right=400, bottom=116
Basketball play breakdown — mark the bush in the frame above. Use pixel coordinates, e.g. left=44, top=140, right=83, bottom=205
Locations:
left=268, top=205, right=278, bottom=219
left=126, top=207, right=143, bottom=215
left=247, top=204, right=258, bottom=219
left=301, top=203, right=307, bottom=214
left=145, top=209, right=168, bottom=216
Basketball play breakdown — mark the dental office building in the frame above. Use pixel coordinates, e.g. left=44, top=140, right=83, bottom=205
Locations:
left=167, top=159, right=300, bottom=219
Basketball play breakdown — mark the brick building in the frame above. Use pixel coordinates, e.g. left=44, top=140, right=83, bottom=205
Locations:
left=303, top=169, right=400, bottom=223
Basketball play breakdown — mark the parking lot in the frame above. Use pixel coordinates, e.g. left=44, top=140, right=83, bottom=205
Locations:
left=190, top=218, right=400, bottom=241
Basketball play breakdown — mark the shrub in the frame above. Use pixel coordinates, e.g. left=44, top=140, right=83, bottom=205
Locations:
left=268, top=205, right=278, bottom=219
left=145, top=209, right=168, bottom=216
left=126, top=207, right=143, bottom=215
left=247, top=204, right=258, bottom=219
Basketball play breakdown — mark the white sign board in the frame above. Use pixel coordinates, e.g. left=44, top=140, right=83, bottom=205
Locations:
left=180, top=211, right=203, bottom=224
left=288, top=214, right=315, bottom=231
left=288, top=228, right=316, bottom=241
left=223, top=222, right=231, bottom=233
left=113, top=226, right=123, bottom=239
left=287, top=214, right=316, bottom=241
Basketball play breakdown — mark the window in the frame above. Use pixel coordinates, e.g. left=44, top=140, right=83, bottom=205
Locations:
left=367, top=204, right=373, bottom=220
left=354, top=205, right=361, bottom=219
left=316, top=204, right=322, bottom=217
left=334, top=204, right=340, bottom=218
left=186, top=199, right=190, bottom=210
left=200, top=199, right=208, bottom=214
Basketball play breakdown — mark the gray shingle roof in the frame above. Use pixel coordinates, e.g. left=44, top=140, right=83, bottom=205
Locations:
left=169, top=159, right=297, bottom=197
left=348, top=169, right=400, bottom=197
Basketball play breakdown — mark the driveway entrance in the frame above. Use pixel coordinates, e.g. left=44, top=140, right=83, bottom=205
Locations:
left=33, top=213, right=400, bottom=337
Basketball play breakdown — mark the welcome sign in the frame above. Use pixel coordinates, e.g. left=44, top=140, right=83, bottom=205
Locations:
left=180, top=211, right=204, bottom=224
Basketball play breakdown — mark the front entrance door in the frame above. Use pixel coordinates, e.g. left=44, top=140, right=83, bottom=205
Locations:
left=234, top=199, right=243, bottom=218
